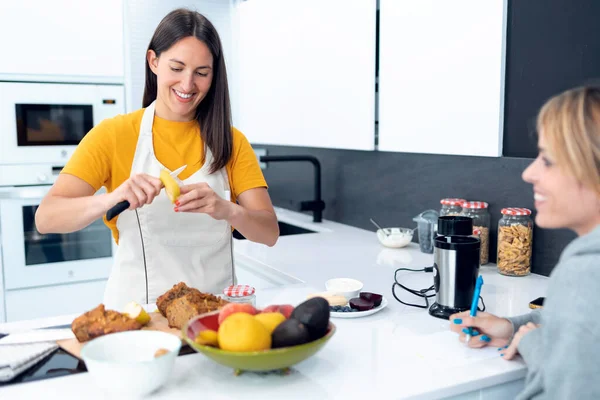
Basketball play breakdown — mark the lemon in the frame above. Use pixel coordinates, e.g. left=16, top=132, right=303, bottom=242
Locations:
left=160, top=169, right=181, bottom=203
left=254, top=312, right=286, bottom=334
left=218, top=313, right=271, bottom=352
left=123, top=301, right=151, bottom=326
left=195, top=330, right=219, bottom=347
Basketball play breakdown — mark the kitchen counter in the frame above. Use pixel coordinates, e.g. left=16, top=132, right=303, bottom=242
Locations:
left=0, top=207, right=549, bottom=399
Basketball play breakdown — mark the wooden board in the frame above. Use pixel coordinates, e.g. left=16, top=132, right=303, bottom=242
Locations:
left=57, top=311, right=184, bottom=359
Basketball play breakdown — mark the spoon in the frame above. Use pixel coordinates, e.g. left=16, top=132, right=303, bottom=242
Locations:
left=369, top=218, right=390, bottom=237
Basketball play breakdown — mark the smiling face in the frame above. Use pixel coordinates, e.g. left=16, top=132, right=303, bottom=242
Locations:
left=522, top=132, right=600, bottom=236
left=147, top=36, right=214, bottom=121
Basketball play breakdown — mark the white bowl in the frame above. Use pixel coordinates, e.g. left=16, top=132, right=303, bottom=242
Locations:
left=80, top=330, right=182, bottom=397
left=325, top=278, right=364, bottom=300
left=376, top=227, right=414, bottom=248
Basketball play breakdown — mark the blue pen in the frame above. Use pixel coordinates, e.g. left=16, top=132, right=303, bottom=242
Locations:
left=465, top=276, right=484, bottom=345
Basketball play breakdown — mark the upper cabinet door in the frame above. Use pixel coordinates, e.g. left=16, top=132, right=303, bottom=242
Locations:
left=0, top=1, right=124, bottom=83
left=378, top=0, right=507, bottom=157
left=235, top=0, right=377, bottom=150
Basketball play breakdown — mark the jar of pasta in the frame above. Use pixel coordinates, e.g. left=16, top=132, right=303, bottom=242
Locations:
left=460, top=201, right=490, bottom=265
left=497, top=208, right=533, bottom=276
left=440, top=198, right=466, bottom=217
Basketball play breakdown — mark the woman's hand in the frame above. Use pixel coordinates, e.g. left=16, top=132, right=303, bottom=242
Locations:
left=449, top=311, right=514, bottom=349
left=501, top=322, right=539, bottom=360
left=109, top=173, right=163, bottom=210
left=175, top=182, right=233, bottom=220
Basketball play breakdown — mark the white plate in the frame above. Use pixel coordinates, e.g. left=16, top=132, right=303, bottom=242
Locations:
left=330, top=297, right=388, bottom=319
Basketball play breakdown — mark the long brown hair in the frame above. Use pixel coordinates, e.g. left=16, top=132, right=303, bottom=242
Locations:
left=537, top=86, right=600, bottom=196
left=143, top=8, right=232, bottom=173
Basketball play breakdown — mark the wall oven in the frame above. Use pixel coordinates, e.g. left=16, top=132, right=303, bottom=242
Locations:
left=0, top=186, right=115, bottom=291
left=0, top=81, right=124, bottom=167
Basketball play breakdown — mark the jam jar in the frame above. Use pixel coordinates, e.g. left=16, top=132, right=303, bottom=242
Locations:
left=460, top=201, right=490, bottom=265
left=440, top=198, right=466, bottom=217
left=222, top=285, right=256, bottom=306
left=497, top=208, right=533, bottom=276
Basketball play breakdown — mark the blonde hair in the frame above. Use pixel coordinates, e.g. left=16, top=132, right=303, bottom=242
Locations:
left=537, top=86, right=600, bottom=195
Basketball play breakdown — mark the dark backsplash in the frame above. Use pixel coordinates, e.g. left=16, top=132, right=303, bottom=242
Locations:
left=259, top=145, right=576, bottom=277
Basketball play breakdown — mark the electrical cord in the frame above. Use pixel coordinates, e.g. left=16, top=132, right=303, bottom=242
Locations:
left=392, top=266, right=486, bottom=312
left=392, top=267, right=436, bottom=309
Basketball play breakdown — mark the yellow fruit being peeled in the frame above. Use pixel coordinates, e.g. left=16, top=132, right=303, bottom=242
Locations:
left=218, top=313, right=271, bottom=352
left=123, top=301, right=151, bottom=326
left=195, top=329, right=219, bottom=347
left=254, top=312, right=286, bottom=334
left=160, top=169, right=181, bottom=203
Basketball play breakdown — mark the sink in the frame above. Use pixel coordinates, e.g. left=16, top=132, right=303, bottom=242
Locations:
left=232, top=221, right=315, bottom=240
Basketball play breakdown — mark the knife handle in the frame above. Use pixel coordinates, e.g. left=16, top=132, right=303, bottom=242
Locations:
left=106, top=200, right=130, bottom=221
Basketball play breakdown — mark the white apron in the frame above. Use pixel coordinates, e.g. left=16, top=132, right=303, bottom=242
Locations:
left=103, top=102, right=235, bottom=310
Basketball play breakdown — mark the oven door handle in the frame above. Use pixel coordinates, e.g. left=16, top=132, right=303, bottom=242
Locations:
left=0, top=186, right=50, bottom=200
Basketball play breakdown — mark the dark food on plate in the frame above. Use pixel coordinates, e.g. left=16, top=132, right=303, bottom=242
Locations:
left=290, top=297, right=330, bottom=340
left=349, top=298, right=375, bottom=311
left=71, top=304, right=142, bottom=342
left=157, top=282, right=229, bottom=329
left=271, top=318, right=311, bottom=349
left=359, top=292, right=383, bottom=307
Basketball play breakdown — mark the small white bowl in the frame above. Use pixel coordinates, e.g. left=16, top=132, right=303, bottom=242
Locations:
left=325, top=278, right=364, bottom=300
left=81, top=330, right=182, bottom=397
left=376, top=227, right=414, bottom=248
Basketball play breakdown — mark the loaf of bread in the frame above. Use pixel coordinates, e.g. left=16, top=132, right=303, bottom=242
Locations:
left=71, top=304, right=142, bottom=342
left=157, top=282, right=229, bottom=329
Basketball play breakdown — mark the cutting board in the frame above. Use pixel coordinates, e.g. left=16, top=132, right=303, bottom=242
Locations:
left=56, top=311, right=184, bottom=359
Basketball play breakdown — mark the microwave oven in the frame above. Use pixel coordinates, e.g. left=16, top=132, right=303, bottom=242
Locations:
left=0, top=81, right=125, bottom=167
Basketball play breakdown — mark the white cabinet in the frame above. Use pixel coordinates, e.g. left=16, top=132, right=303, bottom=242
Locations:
left=0, top=0, right=124, bottom=83
left=5, top=280, right=107, bottom=322
left=235, top=0, right=376, bottom=150
left=378, top=0, right=507, bottom=157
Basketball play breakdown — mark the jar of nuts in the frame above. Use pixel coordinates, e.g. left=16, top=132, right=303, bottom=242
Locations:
left=460, top=201, right=490, bottom=265
left=440, top=198, right=466, bottom=217
left=497, top=208, right=533, bottom=276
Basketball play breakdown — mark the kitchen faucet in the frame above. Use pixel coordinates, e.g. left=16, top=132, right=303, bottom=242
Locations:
left=259, top=155, right=325, bottom=222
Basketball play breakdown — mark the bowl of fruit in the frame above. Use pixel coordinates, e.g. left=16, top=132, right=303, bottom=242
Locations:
left=182, top=298, right=335, bottom=374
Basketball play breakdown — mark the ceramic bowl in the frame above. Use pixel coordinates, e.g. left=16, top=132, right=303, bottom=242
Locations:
left=182, top=311, right=336, bottom=373
left=376, top=227, right=414, bottom=248
left=80, top=330, right=181, bottom=397
left=325, top=278, right=364, bottom=300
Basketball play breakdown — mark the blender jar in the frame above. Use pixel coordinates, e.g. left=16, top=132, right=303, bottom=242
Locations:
left=413, top=209, right=439, bottom=254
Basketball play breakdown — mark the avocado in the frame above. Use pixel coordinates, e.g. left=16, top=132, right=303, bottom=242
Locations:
left=290, top=297, right=330, bottom=340
left=271, top=318, right=311, bottom=349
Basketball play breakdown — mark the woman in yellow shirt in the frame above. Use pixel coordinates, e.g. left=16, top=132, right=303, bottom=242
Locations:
left=35, top=9, right=279, bottom=309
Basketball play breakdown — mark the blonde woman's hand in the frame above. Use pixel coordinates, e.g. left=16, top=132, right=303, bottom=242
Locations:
left=501, top=322, right=539, bottom=360
left=175, top=182, right=233, bottom=220
left=109, top=173, right=163, bottom=210
left=449, top=311, right=514, bottom=349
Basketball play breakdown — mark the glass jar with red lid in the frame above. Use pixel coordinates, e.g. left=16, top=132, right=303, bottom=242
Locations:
left=460, top=201, right=490, bottom=265
left=222, top=285, right=256, bottom=306
left=439, top=198, right=466, bottom=217
left=497, top=208, right=533, bottom=276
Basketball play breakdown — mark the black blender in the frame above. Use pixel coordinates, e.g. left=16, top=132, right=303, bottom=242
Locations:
left=429, top=216, right=481, bottom=319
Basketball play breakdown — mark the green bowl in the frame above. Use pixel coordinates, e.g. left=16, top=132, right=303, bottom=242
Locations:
left=182, top=311, right=336, bottom=373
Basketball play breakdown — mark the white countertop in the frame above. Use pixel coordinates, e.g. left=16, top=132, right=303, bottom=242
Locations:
left=0, top=207, right=548, bottom=399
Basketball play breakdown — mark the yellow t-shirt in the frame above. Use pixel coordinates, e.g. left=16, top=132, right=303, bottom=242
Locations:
left=61, top=108, right=267, bottom=243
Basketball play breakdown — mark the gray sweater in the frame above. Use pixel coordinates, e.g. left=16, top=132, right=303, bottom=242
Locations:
left=507, top=225, right=600, bottom=400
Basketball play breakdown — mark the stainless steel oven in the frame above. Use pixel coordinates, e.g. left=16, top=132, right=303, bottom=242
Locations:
left=0, top=186, right=114, bottom=290
left=0, top=81, right=124, bottom=166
